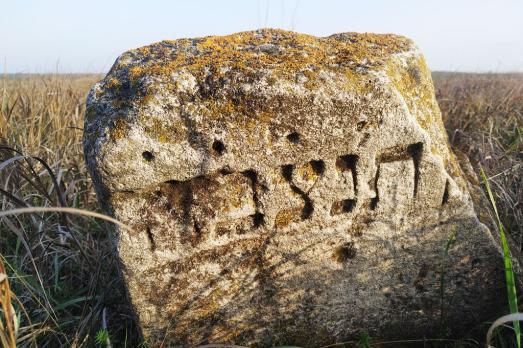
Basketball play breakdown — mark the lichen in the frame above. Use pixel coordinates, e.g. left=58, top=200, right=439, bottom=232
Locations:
left=98, top=29, right=417, bottom=143
left=109, top=117, right=128, bottom=141
left=295, top=162, right=319, bottom=182
left=106, top=77, right=121, bottom=89
left=275, top=207, right=302, bottom=228
left=121, top=30, right=410, bottom=95
left=386, top=54, right=450, bottom=163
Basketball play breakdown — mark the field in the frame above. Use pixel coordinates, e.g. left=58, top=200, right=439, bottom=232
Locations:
left=0, top=72, right=522, bottom=347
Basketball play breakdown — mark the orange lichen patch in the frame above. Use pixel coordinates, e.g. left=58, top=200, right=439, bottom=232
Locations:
left=106, top=77, right=121, bottom=89
left=110, top=117, right=128, bottom=141
left=204, top=100, right=238, bottom=119
left=100, top=29, right=416, bottom=131
left=295, top=162, right=319, bottom=182
left=137, top=46, right=151, bottom=56
left=275, top=207, right=302, bottom=228
left=129, top=66, right=146, bottom=80
left=121, top=29, right=413, bottom=92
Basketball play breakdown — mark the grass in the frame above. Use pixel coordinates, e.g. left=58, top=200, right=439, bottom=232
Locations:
left=0, top=257, right=17, bottom=348
left=481, top=166, right=520, bottom=347
left=0, top=74, right=139, bottom=347
left=434, top=73, right=523, bottom=246
left=0, top=72, right=522, bottom=347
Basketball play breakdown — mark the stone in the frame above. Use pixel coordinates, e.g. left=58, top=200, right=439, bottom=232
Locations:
left=83, top=29, right=506, bottom=347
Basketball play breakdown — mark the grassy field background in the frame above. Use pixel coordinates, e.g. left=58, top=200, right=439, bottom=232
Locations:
left=0, top=72, right=522, bottom=347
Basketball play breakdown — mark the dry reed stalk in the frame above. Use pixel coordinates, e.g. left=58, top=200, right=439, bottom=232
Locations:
left=0, top=256, right=17, bottom=348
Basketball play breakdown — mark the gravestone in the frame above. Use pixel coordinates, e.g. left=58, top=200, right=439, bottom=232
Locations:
left=84, top=29, right=506, bottom=347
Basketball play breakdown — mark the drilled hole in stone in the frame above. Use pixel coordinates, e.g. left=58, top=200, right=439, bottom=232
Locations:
left=252, top=213, right=265, bottom=227
left=332, top=242, right=356, bottom=263
left=310, top=160, right=325, bottom=175
left=330, top=199, right=356, bottom=216
left=286, top=132, right=300, bottom=144
left=142, top=151, right=155, bottom=161
left=212, top=140, right=226, bottom=156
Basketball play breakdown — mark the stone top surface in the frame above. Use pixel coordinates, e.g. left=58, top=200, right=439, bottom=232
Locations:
left=107, top=29, right=414, bottom=89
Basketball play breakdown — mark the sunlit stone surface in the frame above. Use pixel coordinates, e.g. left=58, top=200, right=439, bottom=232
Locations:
left=84, top=29, right=505, bottom=347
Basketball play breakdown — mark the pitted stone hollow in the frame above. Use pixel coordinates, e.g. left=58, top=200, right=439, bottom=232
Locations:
left=84, top=29, right=507, bottom=347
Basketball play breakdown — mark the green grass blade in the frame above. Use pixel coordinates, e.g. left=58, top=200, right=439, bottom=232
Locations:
left=481, top=166, right=521, bottom=347
left=54, top=296, right=93, bottom=311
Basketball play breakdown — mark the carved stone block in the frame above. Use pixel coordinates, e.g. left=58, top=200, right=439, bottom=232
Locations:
left=84, top=29, right=506, bottom=347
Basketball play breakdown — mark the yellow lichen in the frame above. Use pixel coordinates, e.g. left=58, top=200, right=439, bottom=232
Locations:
left=106, top=77, right=121, bottom=89
left=137, top=46, right=150, bottom=55
left=124, top=29, right=413, bottom=94
left=106, top=29, right=417, bottom=142
left=129, top=66, right=145, bottom=80
left=110, top=118, right=128, bottom=141
left=139, top=116, right=187, bottom=144
left=275, top=208, right=301, bottom=228
left=386, top=54, right=450, bottom=163
left=296, top=162, right=318, bottom=182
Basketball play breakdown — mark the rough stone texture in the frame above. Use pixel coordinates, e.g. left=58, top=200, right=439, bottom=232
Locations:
left=84, top=29, right=506, bottom=347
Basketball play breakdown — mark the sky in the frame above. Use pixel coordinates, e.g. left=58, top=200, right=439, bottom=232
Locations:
left=1, top=0, right=522, bottom=73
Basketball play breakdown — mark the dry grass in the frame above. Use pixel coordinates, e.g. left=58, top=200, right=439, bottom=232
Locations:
left=434, top=73, right=523, bottom=248
left=0, top=72, right=521, bottom=347
left=0, top=74, right=139, bottom=347
left=0, top=257, right=17, bottom=348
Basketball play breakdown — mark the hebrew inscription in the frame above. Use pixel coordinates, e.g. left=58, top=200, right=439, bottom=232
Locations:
left=143, top=142, right=443, bottom=248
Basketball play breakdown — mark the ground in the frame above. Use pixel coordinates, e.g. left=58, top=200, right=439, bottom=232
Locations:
left=0, top=72, right=521, bottom=347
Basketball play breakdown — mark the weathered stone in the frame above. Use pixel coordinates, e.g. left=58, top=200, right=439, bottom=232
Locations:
left=84, top=29, right=506, bottom=347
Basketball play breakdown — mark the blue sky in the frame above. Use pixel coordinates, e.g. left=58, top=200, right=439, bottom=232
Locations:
left=1, top=0, right=522, bottom=73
